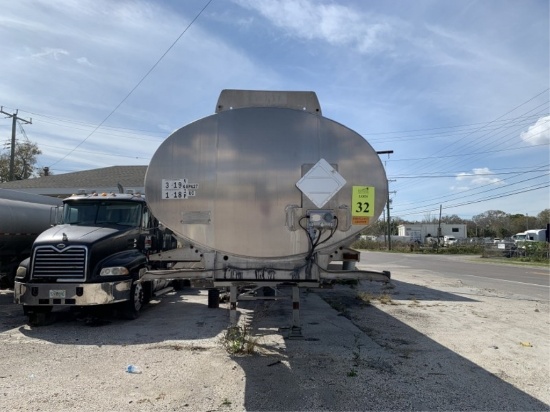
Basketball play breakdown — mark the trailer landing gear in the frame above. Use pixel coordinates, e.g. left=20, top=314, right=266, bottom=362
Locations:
left=228, top=284, right=304, bottom=339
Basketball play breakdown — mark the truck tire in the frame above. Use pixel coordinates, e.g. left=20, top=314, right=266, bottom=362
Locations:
left=24, top=306, right=53, bottom=326
left=121, top=281, right=144, bottom=320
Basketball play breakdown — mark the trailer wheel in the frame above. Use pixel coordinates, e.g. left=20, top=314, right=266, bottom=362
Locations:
left=142, top=281, right=153, bottom=305
left=172, top=279, right=189, bottom=291
left=208, top=288, right=220, bottom=308
left=121, top=281, right=144, bottom=320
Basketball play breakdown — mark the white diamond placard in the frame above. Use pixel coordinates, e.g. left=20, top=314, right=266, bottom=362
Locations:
left=296, top=158, right=346, bottom=208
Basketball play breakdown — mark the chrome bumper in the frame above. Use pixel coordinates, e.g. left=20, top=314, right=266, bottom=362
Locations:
left=14, top=280, right=133, bottom=306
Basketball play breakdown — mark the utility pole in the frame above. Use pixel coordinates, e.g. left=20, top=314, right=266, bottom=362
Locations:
left=376, top=150, right=395, bottom=251
left=386, top=184, right=396, bottom=250
left=387, top=191, right=392, bottom=250
left=1, top=107, right=32, bottom=181
left=437, top=204, right=443, bottom=249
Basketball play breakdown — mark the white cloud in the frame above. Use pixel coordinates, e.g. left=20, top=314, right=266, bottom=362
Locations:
left=233, top=0, right=397, bottom=54
left=31, top=48, right=69, bottom=60
left=76, top=57, right=93, bottom=66
left=455, top=168, right=503, bottom=187
left=520, top=115, right=550, bottom=145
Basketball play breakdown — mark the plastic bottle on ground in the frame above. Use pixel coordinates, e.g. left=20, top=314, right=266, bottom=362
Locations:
left=126, top=364, right=142, bottom=374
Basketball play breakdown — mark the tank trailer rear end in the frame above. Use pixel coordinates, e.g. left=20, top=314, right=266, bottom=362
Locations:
left=143, top=90, right=391, bottom=335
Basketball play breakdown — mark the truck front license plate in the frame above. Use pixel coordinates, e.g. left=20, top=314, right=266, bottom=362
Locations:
left=49, top=290, right=66, bottom=299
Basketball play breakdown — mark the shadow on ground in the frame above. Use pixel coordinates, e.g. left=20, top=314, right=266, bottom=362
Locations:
left=0, top=288, right=231, bottom=345
left=231, top=284, right=548, bottom=411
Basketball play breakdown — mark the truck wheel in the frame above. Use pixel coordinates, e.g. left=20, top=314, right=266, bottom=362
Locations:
left=121, top=281, right=144, bottom=320
left=25, top=306, right=53, bottom=326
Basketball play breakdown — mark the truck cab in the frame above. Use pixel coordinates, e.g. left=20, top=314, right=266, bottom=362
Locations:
left=14, top=192, right=172, bottom=325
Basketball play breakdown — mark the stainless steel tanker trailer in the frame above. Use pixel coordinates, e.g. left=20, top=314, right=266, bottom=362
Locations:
left=144, top=90, right=391, bottom=335
left=0, top=189, right=62, bottom=288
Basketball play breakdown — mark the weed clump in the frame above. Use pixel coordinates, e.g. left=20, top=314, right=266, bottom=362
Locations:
left=357, top=292, right=398, bottom=305
left=222, top=325, right=258, bottom=355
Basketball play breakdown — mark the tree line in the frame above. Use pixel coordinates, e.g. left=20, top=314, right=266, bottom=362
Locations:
left=364, top=209, right=550, bottom=240
left=0, top=141, right=45, bottom=182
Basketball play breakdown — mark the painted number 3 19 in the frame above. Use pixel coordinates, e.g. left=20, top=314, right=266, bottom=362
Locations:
left=355, top=202, right=370, bottom=214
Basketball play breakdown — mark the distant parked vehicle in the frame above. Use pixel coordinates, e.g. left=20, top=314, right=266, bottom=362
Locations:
left=443, top=236, right=457, bottom=246
left=513, top=229, right=547, bottom=249
left=524, top=229, right=547, bottom=242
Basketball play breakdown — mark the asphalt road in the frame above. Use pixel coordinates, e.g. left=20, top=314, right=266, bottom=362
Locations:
left=358, top=251, right=549, bottom=301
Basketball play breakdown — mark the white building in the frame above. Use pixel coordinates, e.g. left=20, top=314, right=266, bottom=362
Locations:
left=398, top=223, right=467, bottom=243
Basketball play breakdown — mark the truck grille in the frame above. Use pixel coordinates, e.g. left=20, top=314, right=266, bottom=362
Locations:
left=31, top=246, right=87, bottom=280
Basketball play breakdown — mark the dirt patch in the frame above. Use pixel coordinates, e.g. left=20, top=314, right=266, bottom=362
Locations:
left=0, top=266, right=548, bottom=411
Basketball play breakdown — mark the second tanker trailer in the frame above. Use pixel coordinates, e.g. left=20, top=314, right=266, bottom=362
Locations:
left=0, top=189, right=62, bottom=288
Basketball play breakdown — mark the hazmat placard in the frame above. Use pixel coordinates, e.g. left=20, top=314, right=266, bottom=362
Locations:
left=351, top=186, right=375, bottom=225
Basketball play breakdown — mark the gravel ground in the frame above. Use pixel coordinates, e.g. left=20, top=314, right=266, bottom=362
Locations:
left=0, top=260, right=548, bottom=411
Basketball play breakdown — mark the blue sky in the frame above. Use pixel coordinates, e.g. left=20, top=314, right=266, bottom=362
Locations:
left=0, top=0, right=548, bottom=222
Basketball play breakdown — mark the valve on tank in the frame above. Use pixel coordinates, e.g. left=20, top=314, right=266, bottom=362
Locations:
left=305, top=209, right=337, bottom=248
left=307, top=210, right=336, bottom=229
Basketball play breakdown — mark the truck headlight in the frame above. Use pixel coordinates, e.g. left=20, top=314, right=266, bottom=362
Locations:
left=100, top=267, right=129, bottom=276
left=15, top=266, right=27, bottom=279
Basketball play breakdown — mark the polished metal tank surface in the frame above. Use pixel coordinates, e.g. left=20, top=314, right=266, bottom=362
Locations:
left=0, top=189, right=63, bottom=248
left=145, top=106, right=387, bottom=258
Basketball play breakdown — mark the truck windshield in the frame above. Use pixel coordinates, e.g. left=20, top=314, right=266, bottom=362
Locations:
left=63, top=201, right=142, bottom=227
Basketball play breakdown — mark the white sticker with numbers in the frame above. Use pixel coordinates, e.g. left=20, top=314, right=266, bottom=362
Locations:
left=162, top=179, right=199, bottom=200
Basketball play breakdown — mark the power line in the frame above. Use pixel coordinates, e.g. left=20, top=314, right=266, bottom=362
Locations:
left=30, top=118, right=165, bottom=142
left=48, top=0, right=213, bottom=168
left=361, top=89, right=548, bottom=136
left=391, top=165, right=550, bottom=178
left=386, top=90, right=549, bottom=193
left=392, top=163, right=549, bottom=215
left=396, top=183, right=549, bottom=218
left=15, top=110, right=167, bottom=134
left=364, top=112, right=547, bottom=143
left=38, top=142, right=152, bottom=160
left=386, top=142, right=548, bottom=162
left=389, top=104, right=549, bottom=187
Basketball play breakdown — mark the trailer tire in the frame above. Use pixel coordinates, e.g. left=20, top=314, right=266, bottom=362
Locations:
left=172, top=279, right=189, bottom=291
left=208, top=288, right=220, bottom=308
left=142, top=281, right=153, bottom=305
left=121, top=281, right=144, bottom=320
